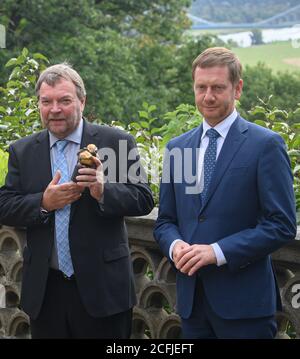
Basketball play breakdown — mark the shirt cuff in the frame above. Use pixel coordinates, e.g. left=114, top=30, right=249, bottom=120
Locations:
left=211, top=243, right=227, bottom=266
left=169, top=239, right=183, bottom=262
left=39, top=207, right=51, bottom=224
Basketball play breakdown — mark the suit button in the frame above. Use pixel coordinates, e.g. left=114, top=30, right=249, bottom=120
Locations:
left=198, top=216, right=206, bottom=222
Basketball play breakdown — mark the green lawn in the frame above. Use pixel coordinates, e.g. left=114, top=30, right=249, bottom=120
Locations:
left=232, top=41, right=300, bottom=73
left=187, top=29, right=300, bottom=73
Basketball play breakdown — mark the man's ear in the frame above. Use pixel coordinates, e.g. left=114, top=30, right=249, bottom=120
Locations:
left=80, top=96, right=86, bottom=112
left=234, top=79, right=243, bottom=100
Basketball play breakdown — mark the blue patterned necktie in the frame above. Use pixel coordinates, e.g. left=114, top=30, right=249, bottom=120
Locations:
left=54, top=140, right=74, bottom=277
left=201, top=128, right=220, bottom=201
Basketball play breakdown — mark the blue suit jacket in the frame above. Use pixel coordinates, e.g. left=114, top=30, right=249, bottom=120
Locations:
left=154, top=115, right=297, bottom=319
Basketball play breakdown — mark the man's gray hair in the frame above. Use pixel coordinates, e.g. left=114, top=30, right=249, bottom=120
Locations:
left=35, top=62, right=86, bottom=100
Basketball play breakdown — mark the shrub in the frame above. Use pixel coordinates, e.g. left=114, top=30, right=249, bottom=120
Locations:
left=0, top=149, right=8, bottom=187
left=0, top=48, right=49, bottom=150
left=0, top=51, right=299, bottom=215
left=248, top=98, right=300, bottom=212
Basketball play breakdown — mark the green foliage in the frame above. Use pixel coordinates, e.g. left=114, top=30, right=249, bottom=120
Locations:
left=250, top=29, right=264, bottom=45
left=160, top=104, right=203, bottom=145
left=170, top=35, right=217, bottom=107
left=0, top=48, right=49, bottom=149
left=0, top=0, right=193, bottom=123
left=0, top=50, right=299, bottom=215
left=97, top=0, right=192, bottom=44
left=248, top=98, right=300, bottom=212
left=113, top=102, right=163, bottom=204
left=0, top=149, right=8, bottom=186
left=2, top=1, right=299, bottom=124
left=286, top=322, right=296, bottom=339
left=240, top=63, right=300, bottom=115
left=114, top=103, right=203, bottom=203
left=145, top=265, right=154, bottom=281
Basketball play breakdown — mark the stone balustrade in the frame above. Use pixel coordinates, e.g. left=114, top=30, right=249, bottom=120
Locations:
left=0, top=226, right=29, bottom=338
left=0, top=209, right=299, bottom=339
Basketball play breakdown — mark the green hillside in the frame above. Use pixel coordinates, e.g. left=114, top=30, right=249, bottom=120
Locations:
left=232, top=41, right=300, bottom=73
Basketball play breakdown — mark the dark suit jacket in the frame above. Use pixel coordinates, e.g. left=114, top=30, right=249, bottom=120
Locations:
left=0, top=120, right=154, bottom=319
left=154, top=115, right=297, bottom=320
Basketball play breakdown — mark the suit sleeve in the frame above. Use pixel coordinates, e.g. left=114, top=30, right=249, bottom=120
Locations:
left=0, top=145, right=44, bottom=227
left=153, top=143, right=184, bottom=259
left=97, top=135, right=154, bottom=217
left=218, top=134, right=297, bottom=272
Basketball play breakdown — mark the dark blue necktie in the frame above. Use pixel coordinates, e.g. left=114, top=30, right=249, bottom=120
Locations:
left=201, top=128, right=220, bottom=201
left=53, top=140, right=74, bottom=277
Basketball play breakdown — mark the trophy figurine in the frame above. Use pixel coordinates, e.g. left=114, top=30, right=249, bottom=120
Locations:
left=71, top=144, right=99, bottom=182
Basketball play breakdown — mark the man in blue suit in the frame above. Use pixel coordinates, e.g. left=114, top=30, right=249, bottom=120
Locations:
left=154, top=47, right=297, bottom=339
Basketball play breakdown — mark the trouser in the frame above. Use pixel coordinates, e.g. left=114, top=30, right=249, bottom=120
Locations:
left=30, top=268, right=132, bottom=339
left=181, top=279, right=277, bottom=339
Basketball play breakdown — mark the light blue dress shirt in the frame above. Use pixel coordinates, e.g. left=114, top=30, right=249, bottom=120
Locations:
left=49, top=119, right=83, bottom=269
left=49, top=118, right=83, bottom=176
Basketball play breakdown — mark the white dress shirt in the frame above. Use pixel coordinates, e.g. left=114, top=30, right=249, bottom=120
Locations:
left=169, top=109, right=238, bottom=266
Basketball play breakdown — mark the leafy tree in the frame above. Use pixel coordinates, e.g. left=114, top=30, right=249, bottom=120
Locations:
left=240, top=63, right=276, bottom=114
left=0, top=149, right=8, bottom=186
left=160, top=104, right=202, bottom=145
left=240, top=63, right=300, bottom=115
left=272, top=72, right=300, bottom=117
left=0, top=48, right=48, bottom=149
left=0, top=49, right=299, bottom=214
left=95, top=0, right=192, bottom=44
left=170, top=35, right=217, bottom=108
left=248, top=99, right=300, bottom=212
left=0, top=0, right=193, bottom=123
left=250, top=29, right=264, bottom=45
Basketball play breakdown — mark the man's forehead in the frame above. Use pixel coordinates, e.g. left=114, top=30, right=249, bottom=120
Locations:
left=40, top=78, right=75, bottom=91
left=195, top=65, right=229, bottom=74
left=194, top=66, right=230, bottom=82
left=39, top=79, right=76, bottom=96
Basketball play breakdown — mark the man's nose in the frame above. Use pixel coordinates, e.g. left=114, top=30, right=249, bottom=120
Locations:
left=50, top=102, right=62, bottom=113
left=203, top=88, right=215, bottom=102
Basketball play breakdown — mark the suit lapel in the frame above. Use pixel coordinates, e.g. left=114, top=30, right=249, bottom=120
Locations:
left=199, top=116, right=248, bottom=214
left=70, top=120, right=99, bottom=220
left=34, top=130, right=52, bottom=189
left=183, top=124, right=203, bottom=216
left=79, top=119, right=99, bottom=149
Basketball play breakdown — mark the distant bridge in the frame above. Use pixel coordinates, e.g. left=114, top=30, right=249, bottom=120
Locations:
left=189, top=4, right=300, bottom=30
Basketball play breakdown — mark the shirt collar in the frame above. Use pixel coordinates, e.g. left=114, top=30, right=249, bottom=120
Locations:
left=49, top=118, right=83, bottom=148
left=202, top=109, right=238, bottom=140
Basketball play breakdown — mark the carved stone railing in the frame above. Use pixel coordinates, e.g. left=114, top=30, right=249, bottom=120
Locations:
left=128, top=210, right=300, bottom=339
left=0, top=210, right=299, bottom=339
left=0, top=226, right=29, bottom=338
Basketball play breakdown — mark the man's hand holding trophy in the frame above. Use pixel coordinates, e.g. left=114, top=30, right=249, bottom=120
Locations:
left=72, top=144, right=104, bottom=201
